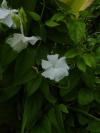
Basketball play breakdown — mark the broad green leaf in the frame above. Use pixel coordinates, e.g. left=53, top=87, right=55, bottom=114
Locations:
left=12, top=14, right=20, bottom=29
left=0, top=44, right=17, bottom=71
left=45, top=13, right=64, bottom=27
left=59, top=0, right=94, bottom=13
left=70, top=0, right=94, bottom=12
left=0, top=86, right=20, bottom=102
left=82, top=72, right=95, bottom=88
left=29, top=12, right=41, bottom=22
left=67, top=20, right=86, bottom=44
left=19, top=8, right=27, bottom=24
left=95, top=77, right=100, bottom=84
left=13, top=70, right=35, bottom=86
left=32, top=115, right=52, bottom=133
left=41, top=116, right=52, bottom=133
left=83, top=53, right=96, bottom=67
left=59, top=72, right=80, bottom=96
left=94, top=91, right=100, bottom=103
left=15, top=48, right=35, bottom=80
left=78, top=89, right=94, bottom=105
left=46, top=20, right=59, bottom=27
left=51, top=13, right=64, bottom=22
left=26, top=75, right=42, bottom=96
left=65, top=49, right=78, bottom=58
left=87, top=121, right=100, bottom=132
left=77, top=58, right=86, bottom=72
left=48, top=108, right=63, bottom=133
left=58, top=0, right=71, bottom=4
left=55, top=106, right=66, bottom=133
left=96, top=47, right=100, bottom=60
left=18, top=8, right=27, bottom=32
left=41, top=79, right=56, bottom=104
left=58, top=104, right=69, bottom=113
left=21, top=94, right=43, bottom=133
left=78, top=114, right=89, bottom=125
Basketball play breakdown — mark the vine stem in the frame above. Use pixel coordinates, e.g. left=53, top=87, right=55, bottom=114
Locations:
left=19, top=16, right=24, bottom=35
left=40, top=0, right=45, bottom=18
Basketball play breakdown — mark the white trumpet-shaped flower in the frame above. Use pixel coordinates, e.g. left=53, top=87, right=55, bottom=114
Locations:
left=0, top=0, right=18, bottom=27
left=41, top=54, right=69, bottom=82
left=6, top=33, right=41, bottom=52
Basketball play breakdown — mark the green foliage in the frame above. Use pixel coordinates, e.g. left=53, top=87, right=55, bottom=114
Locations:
left=0, top=0, right=100, bottom=132
left=78, top=89, right=94, bottom=105
left=67, top=20, right=86, bottom=44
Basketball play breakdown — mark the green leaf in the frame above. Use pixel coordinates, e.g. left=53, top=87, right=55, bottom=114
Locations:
left=41, top=79, right=56, bottom=104
left=67, top=20, right=86, bottom=44
left=45, top=13, right=64, bottom=27
left=32, top=115, right=52, bottom=133
left=58, top=104, right=69, bottom=113
left=77, top=58, right=86, bottom=72
left=14, top=70, right=34, bottom=86
left=0, top=44, right=17, bottom=71
left=59, top=72, right=80, bottom=96
left=41, top=116, right=52, bottom=133
left=95, top=77, right=100, bottom=84
left=87, top=121, right=100, bottom=133
left=55, top=106, right=66, bottom=133
left=78, top=89, right=94, bottom=105
left=51, top=13, right=64, bottom=22
left=12, top=14, right=20, bottom=29
left=83, top=53, right=96, bottom=67
left=94, top=91, right=100, bottom=103
left=0, top=86, right=20, bottom=102
left=26, top=75, right=42, bottom=96
left=78, top=114, right=89, bottom=125
left=18, top=8, right=27, bottom=31
left=29, top=12, right=41, bottom=21
left=15, top=48, right=35, bottom=80
left=82, top=72, right=95, bottom=88
left=46, top=20, right=59, bottom=27
left=48, top=108, right=63, bottom=133
left=21, top=94, right=43, bottom=133
left=65, top=49, right=78, bottom=58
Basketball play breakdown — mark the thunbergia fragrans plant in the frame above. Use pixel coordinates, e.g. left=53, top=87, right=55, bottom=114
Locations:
left=0, top=0, right=99, bottom=133
left=5, top=3, right=41, bottom=52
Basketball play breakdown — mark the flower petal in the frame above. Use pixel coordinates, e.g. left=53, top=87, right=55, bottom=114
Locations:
left=24, top=36, right=41, bottom=45
left=56, top=57, right=70, bottom=70
left=42, top=60, right=52, bottom=69
left=6, top=33, right=28, bottom=52
left=42, top=68, right=55, bottom=80
left=0, top=14, right=13, bottom=27
left=0, top=9, right=10, bottom=19
left=47, top=54, right=59, bottom=63
left=1, top=0, right=8, bottom=8
left=54, top=68, right=69, bottom=82
left=0, top=8, right=18, bottom=27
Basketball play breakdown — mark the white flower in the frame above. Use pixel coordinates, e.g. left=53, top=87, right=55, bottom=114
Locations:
left=41, top=54, right=69, bottom=82
left=0, top=0, right=18, bottom=27
left=6, top=33, right=41, bottom=52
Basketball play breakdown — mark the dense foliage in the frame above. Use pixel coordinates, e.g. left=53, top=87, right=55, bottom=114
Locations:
left=0, top=0, right=100, bottom=132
